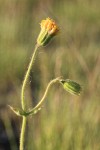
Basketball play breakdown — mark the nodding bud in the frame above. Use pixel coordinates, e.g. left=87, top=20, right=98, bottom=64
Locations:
left=60, top=79, right=82, bottom=95
left=37, top=18, right=59, bottom=46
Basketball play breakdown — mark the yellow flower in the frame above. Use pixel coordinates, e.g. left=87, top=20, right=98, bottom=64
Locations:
left=37, top=18, right=59, bottom=46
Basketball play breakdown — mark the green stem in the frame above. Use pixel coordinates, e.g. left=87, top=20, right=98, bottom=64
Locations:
left=21, top=44, right=39, bottom=110
left=20, top=44, right=40, bottom=150
left=27, top=77, right=61, bottom=115
left=20, top=117, right=27, bottom=150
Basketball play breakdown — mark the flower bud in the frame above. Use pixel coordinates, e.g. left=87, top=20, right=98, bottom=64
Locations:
left=60, top=79, right=82, bottom=95
left=37, top=18, right=59, bottom=46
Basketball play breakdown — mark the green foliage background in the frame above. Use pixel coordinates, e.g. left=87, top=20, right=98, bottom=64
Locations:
left=0, top=0, right=100, bottom=149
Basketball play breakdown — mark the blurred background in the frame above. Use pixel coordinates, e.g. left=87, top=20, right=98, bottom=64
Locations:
left=0, top=0, right=100, bottom=149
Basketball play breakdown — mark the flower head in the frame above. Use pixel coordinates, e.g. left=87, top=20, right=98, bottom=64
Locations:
left=41, top=18, right=59, bottom=35
left=37, top=18, right=59, bottom=46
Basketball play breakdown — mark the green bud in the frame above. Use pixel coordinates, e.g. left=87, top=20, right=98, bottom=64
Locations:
left=60, top=79, right=82, bottom=95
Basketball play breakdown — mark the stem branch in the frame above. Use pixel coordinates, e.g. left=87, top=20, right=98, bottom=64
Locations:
left=28, top=77, right=61, bottom=115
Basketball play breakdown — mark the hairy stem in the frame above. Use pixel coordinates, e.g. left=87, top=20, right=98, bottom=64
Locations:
left=20, top=117, right=27, bottom=150
left=27, top=77, right=61, bottom=115
left=21, top=44, right=39, bottom=110
left=20, top=44, right=40, bottom=150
